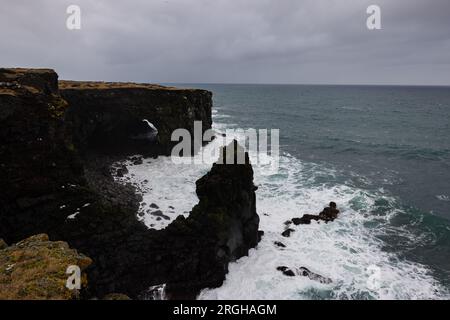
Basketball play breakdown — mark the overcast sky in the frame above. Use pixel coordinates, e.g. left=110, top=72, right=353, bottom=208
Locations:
left=1, top=0, right=450, bottom=85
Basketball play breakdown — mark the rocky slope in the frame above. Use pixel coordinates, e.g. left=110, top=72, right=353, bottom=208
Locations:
left=0, top=68, right=259, bottom=299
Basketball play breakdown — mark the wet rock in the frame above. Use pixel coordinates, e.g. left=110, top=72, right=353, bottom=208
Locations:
left=151, top=210, right=170, bottom=221
left=298, top=267, right=332, bottom=284
left=274, top=241, right=286, bottom=248
left=282, top=228, right=295, bottom=237
left=277, top=265, right=332, bottom=284
left=293, top=203, right=340, bottom=225
left=277, top=266, right=295, bottom=277
left=257, top=230, right=265, bottom=242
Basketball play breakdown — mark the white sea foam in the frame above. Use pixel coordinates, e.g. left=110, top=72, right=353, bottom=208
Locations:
left=436, top=195, right=450, bottom=202
left=114, top=116, right=449, bottom=299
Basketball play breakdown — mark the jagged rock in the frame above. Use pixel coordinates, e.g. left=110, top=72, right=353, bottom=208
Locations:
left=274, top=241, right=286, bottom=248
left=0, top=234, right=91, bottom=300
left=282, top=228, right=295, bottom=237
left=298, top=267, right=332, bottom=284
left=160, top=140, right=260, bottom=298
left=292, top=202, right=340, bottom=225
left=277, top=266, right=295, bottom=277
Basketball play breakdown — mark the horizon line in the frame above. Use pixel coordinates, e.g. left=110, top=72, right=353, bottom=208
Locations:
left=163, top=81, right=450, bottom=88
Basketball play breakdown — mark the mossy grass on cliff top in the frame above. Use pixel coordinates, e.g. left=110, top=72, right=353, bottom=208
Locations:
left=0, top=67, right=55, bottom=77
left=0, top=234, right=92, bottom=300
left=59, top=80, right=201, bottom=92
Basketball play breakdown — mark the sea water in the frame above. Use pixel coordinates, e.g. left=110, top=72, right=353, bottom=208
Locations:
left=116, top=84, right=450, bottom=299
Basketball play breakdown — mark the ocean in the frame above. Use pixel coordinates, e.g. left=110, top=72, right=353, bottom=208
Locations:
left=117, top=84, right=450, bottom=299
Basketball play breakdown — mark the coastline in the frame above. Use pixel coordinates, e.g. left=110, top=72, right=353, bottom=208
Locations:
left=0, top=68, right=261, bottom=299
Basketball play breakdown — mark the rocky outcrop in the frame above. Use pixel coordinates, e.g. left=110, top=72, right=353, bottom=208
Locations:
left=291, top=202, right=340, bottom=225
left=59, top=80, right=212, bottom=156
left=160, top=140, right=260, bottom=298
left=0, top=234, right=91, bottom=300
left=0, top=68, right=259, bottom=299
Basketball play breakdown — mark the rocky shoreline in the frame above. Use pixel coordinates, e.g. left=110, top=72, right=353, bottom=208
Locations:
left=0, top=68, right=260, bottom=299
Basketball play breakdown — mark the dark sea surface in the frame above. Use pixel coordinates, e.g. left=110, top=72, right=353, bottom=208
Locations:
left=168, top=84, right=450, bottom=298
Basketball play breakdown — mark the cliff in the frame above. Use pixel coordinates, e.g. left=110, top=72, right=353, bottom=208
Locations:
left=0, top=68, right=260, bottom=299
left=59, top=80, right=212, bottom=155
left=0, top=68, right=86, bottom=242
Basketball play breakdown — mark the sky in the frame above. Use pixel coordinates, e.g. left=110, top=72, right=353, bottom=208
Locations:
left=1, top=0, right=450, bottom=85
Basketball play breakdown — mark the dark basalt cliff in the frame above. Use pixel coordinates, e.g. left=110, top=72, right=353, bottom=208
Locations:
left=0, top=68, right=259, bottom=299
left=59, top=80, right=212, bottom=156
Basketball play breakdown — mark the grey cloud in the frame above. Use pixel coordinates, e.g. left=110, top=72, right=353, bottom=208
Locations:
left=1, top=0, right=449, bottom=85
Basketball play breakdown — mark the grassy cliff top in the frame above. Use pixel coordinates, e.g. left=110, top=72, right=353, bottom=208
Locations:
left=59, top=80, right=199, bottom=92
left=0, top=234, right=92, bottom=300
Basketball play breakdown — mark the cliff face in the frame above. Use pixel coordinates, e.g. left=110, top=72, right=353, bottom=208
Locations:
left=59, top=80, right=212, bottom=155
left=0, top=68, right=259, bottom=299
left=0, top=68, right=86, bottom=243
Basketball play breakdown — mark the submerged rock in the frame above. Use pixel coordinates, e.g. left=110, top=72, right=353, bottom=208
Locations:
left=274, top=241, right=286, bottom=248
left=0, top=234, right=92, bottom=300
left=277, top=266, right=295, bottom=277
left=298, top=267, right=332, bottom=284
left=282, top=228, right=295, bottom=237
left=277, top=265, right=332, bottom=284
